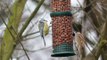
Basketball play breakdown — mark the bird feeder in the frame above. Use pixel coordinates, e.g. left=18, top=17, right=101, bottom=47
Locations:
left=50, top=0, right=75, bottom=57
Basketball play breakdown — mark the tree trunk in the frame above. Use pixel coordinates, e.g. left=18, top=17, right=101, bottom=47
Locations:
left=0, top=0, right=26, bottom=60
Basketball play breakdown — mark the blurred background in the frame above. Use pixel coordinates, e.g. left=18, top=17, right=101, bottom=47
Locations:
left=0, top=0, right=106, bottom=60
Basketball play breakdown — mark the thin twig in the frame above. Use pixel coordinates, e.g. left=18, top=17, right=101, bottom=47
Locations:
left=15, top=46, right=52, bottom=59
left=15, top=46, right=52, bottom=52
left=18, top=0, right=45, bottom=37
left=11, top=24, right=32, bottom=60
left=77, top=0, right=98, bottom=58
left=23, top=25, right=51, bottom=38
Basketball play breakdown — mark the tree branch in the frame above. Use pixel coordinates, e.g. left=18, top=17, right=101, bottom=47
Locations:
left=0, top=0, right=27, bottom=60
left=18, top=0, right=45, bottom=37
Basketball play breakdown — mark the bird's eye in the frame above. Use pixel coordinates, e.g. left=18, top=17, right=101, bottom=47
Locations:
left=73, top=32, right=75, bottom=36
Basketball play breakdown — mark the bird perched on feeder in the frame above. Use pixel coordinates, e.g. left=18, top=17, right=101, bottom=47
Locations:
left=74, top=32, right=86, bottom=60
left=38, top=19, right=49, bottom=46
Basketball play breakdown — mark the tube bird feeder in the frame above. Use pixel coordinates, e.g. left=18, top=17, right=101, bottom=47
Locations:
left=50, top=0, right=75, bottom=57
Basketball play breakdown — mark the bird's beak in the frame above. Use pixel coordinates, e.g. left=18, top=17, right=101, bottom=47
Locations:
left=44, top=20, right=48, bottom=22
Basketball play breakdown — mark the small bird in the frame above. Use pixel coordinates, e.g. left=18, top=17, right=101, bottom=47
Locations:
left=38, top=19, right=49, bottom=46
left=74, top=32, right=86, bottom=60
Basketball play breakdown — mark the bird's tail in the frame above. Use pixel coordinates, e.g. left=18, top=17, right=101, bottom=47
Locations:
left=41, top=35, right=46, bottom=46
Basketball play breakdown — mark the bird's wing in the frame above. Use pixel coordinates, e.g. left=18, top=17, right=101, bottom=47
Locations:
left=44, top=21, right=49, bottom=36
